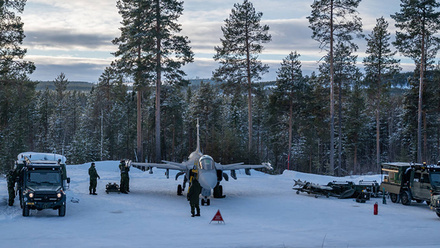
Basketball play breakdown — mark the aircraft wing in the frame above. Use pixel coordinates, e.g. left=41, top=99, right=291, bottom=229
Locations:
left=215, top=162, right=273, bottom=171
left=130, top=161, right=187, bottom=171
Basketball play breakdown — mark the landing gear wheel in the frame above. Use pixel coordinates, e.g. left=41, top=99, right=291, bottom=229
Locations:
left=177, top=184, right=183, bottom=195
left=22, top=205, right=29, bottom=217
left=201, top=198, right=205, bottom=206
left=401, top=191, right=411, bottom=205
left=390, top=193, right=399, bottom=203
left=58, top=204, right=66, bottom=217
left=207, top=199, right=210, bottom=206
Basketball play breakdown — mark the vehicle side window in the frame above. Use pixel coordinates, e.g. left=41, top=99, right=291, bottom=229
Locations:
left=421, top=174, right=430, bottom=183
left=414, top=172, right=421, bottom=182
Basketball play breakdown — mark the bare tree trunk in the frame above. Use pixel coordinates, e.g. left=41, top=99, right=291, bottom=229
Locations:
left=245, top=19, right=253, bottom=156
left=376, top=68, right=382, bottom=172
left=417, top=30, right=425, bottom=163
left=288, top=99, right=293, bottom=170
left=136, top=46, right=143, bottom=162
left=338, top=79, right=342, bottom=177
left=329, top=0, right=335, bottom=175
left=136, top=88, right=142, bottom=162
left=155, top=0, right=162, bottom=163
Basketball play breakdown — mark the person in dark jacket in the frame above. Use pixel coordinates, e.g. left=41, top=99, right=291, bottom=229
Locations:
left=119, top=159, right=130, bottom=194
left=187, top=173, right=202, bottom=217
left=88, top=162, right=100, bottom=195
left=7, top=170, right=16, bottom=206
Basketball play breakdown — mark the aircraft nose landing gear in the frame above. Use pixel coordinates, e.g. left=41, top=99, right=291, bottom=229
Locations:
left=201, top=197, right=210, bottom=206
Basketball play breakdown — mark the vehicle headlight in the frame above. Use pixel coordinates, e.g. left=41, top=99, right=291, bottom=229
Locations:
left=28, top=192, right=34, bottom=198
left=57, top=192, right=62, bottom=198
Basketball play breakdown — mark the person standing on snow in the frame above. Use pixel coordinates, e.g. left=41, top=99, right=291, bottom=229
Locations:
left=187, top=171, right=202, bottom=217
left=7, top=170, right=16, bottom=206
left=88, top=162, right=100, bottom=195
left=119, top=159, right=130, bottom=194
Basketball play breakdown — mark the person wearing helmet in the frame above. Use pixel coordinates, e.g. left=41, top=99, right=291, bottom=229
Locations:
left=88, top=162, right=100, bottom=195
left=119, top=159, right=130, bottom=194
left=187, top=171, right=201, bottom=217
left=7, top=170, right=16, bottom=206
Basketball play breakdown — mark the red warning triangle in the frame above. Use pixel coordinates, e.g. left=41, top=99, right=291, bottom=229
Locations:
left=210, top=209, right=225, bottom=224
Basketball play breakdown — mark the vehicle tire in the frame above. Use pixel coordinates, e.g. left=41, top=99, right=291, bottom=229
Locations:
left=201, top=198, right=205, bottom=206
left=296, top=191, right=300, bottom=194
left=22, top=206, right=29, bottom=217
left=401, top=191, right=411, bottom=205
left=177, top=184, right=183, bottom=196
left=426, top=201, right=431, bottom=206
left=58, top=204, right=66, bottom=217
left=207, top=199, right=210, bottom=206
left=390, top=193, right=399, bottom=203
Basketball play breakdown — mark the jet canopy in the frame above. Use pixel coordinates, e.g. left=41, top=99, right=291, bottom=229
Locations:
left=199, top=155, right=215, bottom=170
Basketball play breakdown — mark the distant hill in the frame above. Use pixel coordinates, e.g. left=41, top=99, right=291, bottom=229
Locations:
left=35, top=81, right=95, bottom=92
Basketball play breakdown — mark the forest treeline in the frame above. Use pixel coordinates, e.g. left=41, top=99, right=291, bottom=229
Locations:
left=1, top=70, right=440, bottom=175
left=1, top=0, right=440, bottom=175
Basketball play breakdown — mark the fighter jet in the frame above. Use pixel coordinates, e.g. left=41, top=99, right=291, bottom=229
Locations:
left=130, top=119, right=272, bottom=205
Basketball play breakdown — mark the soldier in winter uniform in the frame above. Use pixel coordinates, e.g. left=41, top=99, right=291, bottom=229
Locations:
left=7, top=170, right=16, bottom=206
left=88, top=162, right=100, bottom=195
left=187, top=170, right=202, bottom=217
left=119, top=159, right=130, bottom=194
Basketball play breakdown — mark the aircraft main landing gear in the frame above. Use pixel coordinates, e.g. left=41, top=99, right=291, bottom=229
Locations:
left=177, top=184, right=183, bottom=195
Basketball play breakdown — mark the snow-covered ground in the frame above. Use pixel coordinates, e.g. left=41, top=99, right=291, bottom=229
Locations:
left=1, top=161, right=440, bottom=248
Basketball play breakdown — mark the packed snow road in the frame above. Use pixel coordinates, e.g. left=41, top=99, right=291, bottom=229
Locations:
left=1, top=161, right=440, bottom=248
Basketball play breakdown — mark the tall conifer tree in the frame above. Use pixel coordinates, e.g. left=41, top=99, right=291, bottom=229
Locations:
left=275, top=51, right=303, bottom=170
left=113, top=0, right=193, bottom=162
left=391, top=0, right=440, bottom=163
left=213, top=0, right=271, bottom=156
left=307, top=0, right=363, bottom=175
left=363, top=17, right=400, bottom=171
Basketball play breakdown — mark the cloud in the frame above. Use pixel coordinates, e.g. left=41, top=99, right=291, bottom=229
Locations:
left=20, top=0, right=420, bottom=82
left=24, top=29, right=116, bottom=51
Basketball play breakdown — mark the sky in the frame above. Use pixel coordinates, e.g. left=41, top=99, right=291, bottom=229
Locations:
left=19, top=0, right=415, bottom=83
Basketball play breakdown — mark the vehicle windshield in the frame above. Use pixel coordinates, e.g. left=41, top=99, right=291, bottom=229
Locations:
left=430, top=173, right=440, bottom=188
left=199, top=157, right=214, bottom=170
left=27, top=171, right=61, bottom=187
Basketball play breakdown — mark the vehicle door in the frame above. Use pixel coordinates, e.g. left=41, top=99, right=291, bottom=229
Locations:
left=412, top=171, right=431, bottom=200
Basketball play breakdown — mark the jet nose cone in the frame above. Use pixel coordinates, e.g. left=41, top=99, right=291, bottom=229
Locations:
left=198, top=171, right=217, bottom=189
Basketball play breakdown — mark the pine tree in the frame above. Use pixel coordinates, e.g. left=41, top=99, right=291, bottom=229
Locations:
left=274, top=51, right=303, bottom=170
left=363, top=17, right=400, bottom=171
left=0, top=0, right=35, bottom=170
left=113, top=0, right=194, bottom=162
left=307, top=0, right=363, bottom=175
left=391, top=0, right=440, bottom=162
left=213, top=0, right=271, bottom=156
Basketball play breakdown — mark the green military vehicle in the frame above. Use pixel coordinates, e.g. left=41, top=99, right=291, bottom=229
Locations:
left=15, top=152, right=70, bottom=217
left=380, top=162, right=440, bottom=218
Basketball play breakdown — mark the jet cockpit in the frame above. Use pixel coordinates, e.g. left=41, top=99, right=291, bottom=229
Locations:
left=199, top=155, right=215, bottom=170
